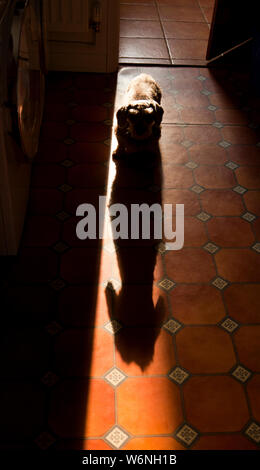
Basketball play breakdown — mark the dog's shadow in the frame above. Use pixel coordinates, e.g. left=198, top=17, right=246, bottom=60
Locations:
left=105, top=149, right=166, bottom=371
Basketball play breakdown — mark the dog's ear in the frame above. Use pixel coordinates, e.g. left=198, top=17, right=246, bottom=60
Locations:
left=116, top=106, right=128, bottom=128
left=154, top=103, right=164, bottom=126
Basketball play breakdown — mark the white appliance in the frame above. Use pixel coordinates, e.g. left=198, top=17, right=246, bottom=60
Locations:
left=0, top=0, right=120, bottom=255
left=0, top=0, right=45, bottom=255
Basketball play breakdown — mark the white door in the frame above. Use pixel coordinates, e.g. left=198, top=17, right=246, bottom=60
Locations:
left=43, top=0, right=120, bottom=72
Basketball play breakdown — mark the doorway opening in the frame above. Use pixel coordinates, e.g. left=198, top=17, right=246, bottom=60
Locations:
left=119, top=0, right=214, bottom=66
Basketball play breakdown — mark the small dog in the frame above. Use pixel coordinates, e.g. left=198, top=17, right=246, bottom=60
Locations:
left=113, top=73, right=164, bottom=159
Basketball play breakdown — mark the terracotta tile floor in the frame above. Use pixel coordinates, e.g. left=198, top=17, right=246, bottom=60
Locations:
left=1, top=65, right=260, bottom=451
left=119, top=0, right=215, bottom=65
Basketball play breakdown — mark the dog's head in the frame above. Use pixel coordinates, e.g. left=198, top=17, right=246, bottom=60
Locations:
left=116, top=100, right=164, bottom=141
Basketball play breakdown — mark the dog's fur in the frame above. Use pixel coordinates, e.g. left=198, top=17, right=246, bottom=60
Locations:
left=113, top=73, right=164, bottom=158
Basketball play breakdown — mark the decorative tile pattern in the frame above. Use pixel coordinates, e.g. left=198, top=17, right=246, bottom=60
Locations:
left=41, top=371, right=59, bottom=387
left=50, top=278, right=66, bottom=291
left=63, top=138, right=75, bottom=145
left=104, top=320, right=122, bottom=335
left=34, top=432, right=56, bottom=450
left=45, top=321, right=63, bottom=336
left=212, top=277, right=229, bottom=290
left=201, top=89, right=211, bottom=96
left=156, top=241, right=167, bottom=255
left=181, top=140, right=193, bottom=148
left=175, top=424, right=199, bottom=447
left=56, top=211, right=71, bottom=222
left=218, top=140, right=231, bottom=148
left=190, top=184, right=205, bottom=194
left=203, top=242, right=219, bottom=254
left=196, top=211, right=211, bottom=222
left=104, top=367, right=127, bottom=387
left=58, top=184, right=73, bottom=193
left=231, top=365, right=252, bottom=383
left=104, top=426, right=130, bottom=449
left=220, top=317, right=239, bottom=333
left=197, top=75, right=207, bottom=82
left=52, top=242, right=69, bottom=254
left=60, top=159, right=74, bottom=168
left=2, top=66, right=260, bottom=451
left=208, top=105, right=217, bottom=111
left=168, top=367, right=189, bottom=385
left=158, top=277, right=175, bottom=292
left=225, top=161, right=239, bottom=170
left=163, top=318, right=182, bottom=335
left=242, top=212, right=256, bottom=222
left=213, top=122, right=224, bottom=129
left=233, top=185, right=247, bottom=195
left=185, top=161, right=198, bottom=169
left=252, top=242, right=260, bottom=253
left=244, top=422, right=260, bottom=444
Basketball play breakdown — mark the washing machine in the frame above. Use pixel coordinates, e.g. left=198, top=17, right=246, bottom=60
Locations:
left=0, top=0, right=45, bottom=254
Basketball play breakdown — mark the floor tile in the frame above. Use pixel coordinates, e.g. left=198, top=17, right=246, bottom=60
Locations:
left=2, top=65, right=260, bottom=450
left=120, top=20, right=164, bottom=38
left=201, top=6, right=214, bottom=23
left=163, top=165, right=194, bottom=188
left=244, top=191, right=260, bottom=215
left=200, top=189, right=245, bottom=216
left=222, top=127, right=258, bottom=145
left=215, top=249, right=260, bottom=283
left=115, top=328, right=175, bottom=375
left=122, top=437, right=185, bottom=450
left=236, top=167, right=260, bottom=189
left=120, top=4, right=159, bottom=20
left=171, top=284, right=226, bottom=324
left=247, top=375, right=260, bottom=422
left=22, top=216, right=60, bottom=247
left=165, top=248, right=216, bottom=283
left=193, top=434, right=258, bottom=450
left=234, top=326, right=260, bottom=372
left=162, top=21, right=209, bottom=39
left=158, top=5, right=205, bottom=22
left=48, top=379, right=115, bottom=438
left=207, top=217, right=255, bottom=247
left=189, top=145, right=228, bottom=165
left=180, top=108, right=215, bottom=124
left=224, top=284, right=260, bottom=324
left=117, top=377, right=183, bottom=434
left=0, top=382, right=45, bottom=440
left=184, top=126, right=222, bottom=144
left=163, top=189, right=201, bottom=215
left=183, top=376, right=250, bottom=432
left=119, top=38, right=169, bottom=59
left=28, top=189, right=63, bottom=215
left=176, top=326, right=236, bottom=373
left=168, top=39, right=208, bottom=60
left=58, top=285, right=110, bottom=327
left=53, top=328, right=114, bottom=377
left=160, top=143, right=188, bottom=165
left=71, top=105, right=108, bottom=122
left=227, top=146, right=260, bottom=166
left=68, top=142, right=110, bottom=164
left=119, top=57, right=172, bottom=64
left=31, top=165, right=66, bottom=188
left=195, top=166, right=236, bottom=189
left=0, top=328, right=50, bottom=379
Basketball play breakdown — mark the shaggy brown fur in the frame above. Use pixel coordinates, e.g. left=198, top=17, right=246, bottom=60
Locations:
left=113, top=73, right=164, bottom=159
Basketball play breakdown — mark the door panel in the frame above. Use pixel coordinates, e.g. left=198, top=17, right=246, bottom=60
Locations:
left=207, top=0, right=253, bottom=61
left=46, top=0, right=93, bottom=42
left=43, top=0, right=120, bottom=72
